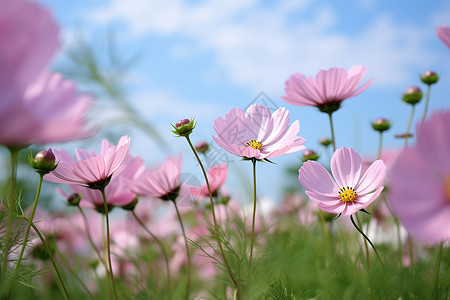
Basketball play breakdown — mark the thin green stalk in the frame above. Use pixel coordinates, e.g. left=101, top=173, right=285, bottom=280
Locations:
left=100, top=188, right=118, bottom=300
left=318, top=211, right=330, bottom=262
left=377, top=132, right=383, bottom=160
left=433, top=242, right=444, bottom=300
left=9, top=174, right=44, bottom=293
left=350, top=214, right=383, bottom=267
left=327, top=112, right=336, bottom=152
left=248, top=158, right=257, bottom=269
left=53, top=246, right=95, bottom=300
left=355, top=213, right=370, bottom=268
left=422, top=84, right=431, bottom=122
left=172, top=201, right=191, bottom=300
left=1, top=148, right=20, bottom=281
left=404, top=104, right=416, bottom=147
left=131, top=210, right=171, bottom=299
left=78, top=206, right=108, bottom=269
left=184, top=136, right=239, bottom=293
left=26, top=218, right=71, bottom=299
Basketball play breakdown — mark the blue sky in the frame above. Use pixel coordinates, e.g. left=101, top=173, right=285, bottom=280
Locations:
left=38, top=0, right=450, bottom=204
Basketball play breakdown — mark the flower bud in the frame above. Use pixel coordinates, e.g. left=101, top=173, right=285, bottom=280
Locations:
left=371, top=118, right=391, bottom=132
left=319, top=137, right=332, bottom=147
left=195, top=141, right=209, bottom=153
left=171, top=117, right=196, bottom=137
left=402, top=86, right=422, bottom=105
left=420, top=70, right=439, bottom=85
left=302, top=149, right=319, bottom=162
left=28, top=148, right=58, bottom=175
left=67, top=193, right=82, bottom=207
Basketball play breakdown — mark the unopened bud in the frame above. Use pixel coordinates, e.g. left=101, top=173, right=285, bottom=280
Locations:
left=402, top=86, right=422, bottom=105
left=28, top=149, right=58, bottom=175
left=171, top=117, right=196, bottom=137
left=67, top=193, right=82, bottom=207
left=319, top=137, right=332, bottom=147
left=195, top=141, right=209, bottom=153
left=371, top=118, right=391, bottom=132
left=302, top=149, right=319, bottom=162
left=420, top=70, right=439, bottom=85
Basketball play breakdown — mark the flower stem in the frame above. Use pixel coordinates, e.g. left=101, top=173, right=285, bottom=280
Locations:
left=377, top=132, right=383, bottom=160
left=350, top=214, right=383, bottom=267
left=25, top=217, right=71, bottom=299
left=404, top=104, right=416, bottom=147
left=433, top=242, right=444, bottom=300
left=355, top=213, right=370, bottom=267
left=131, top=210, right=171, bottom=298
left=184, top=136, right=239, bottom=293
left=327, top=112, right=337, bottom=152
left=1, top=148, right=20, bottom=282
left=9, top=174, right=45, bottom=293
left=422, top=84, right=432, bottom=122
left=248, top=158, right=257, bottom=269
left=78, top=206, right=108, bottom=269
left=172, top=200, right=191, bottom=300
left=100, top=188, right=118, bottom=300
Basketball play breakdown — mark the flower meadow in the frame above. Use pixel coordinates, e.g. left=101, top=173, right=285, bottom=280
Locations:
left=1, top=1, right=450, bottom=300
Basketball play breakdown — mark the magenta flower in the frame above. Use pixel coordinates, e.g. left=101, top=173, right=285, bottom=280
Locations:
left=437, top=25, right=450, bottom=49
left=282, top=65, right=373, bottom=113
left=298, top=147, right=386, bottom=216
left=0, top=0, right=93, bottom=147
left=213, top=104, right=305, bottom=160
left=44, top=136, right=130, bottom=189
left=388, top=111, right=450, bottom=243
left=131, top=154, right=183, bottom=201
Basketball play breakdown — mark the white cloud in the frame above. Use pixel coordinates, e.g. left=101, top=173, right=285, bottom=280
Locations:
left=86, top=0, right=438, bottom=92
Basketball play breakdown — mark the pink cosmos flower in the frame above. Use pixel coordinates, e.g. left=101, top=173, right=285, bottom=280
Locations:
left=298, top=147, right=386, bottom=216
left=282, top=65, right=373, bottom=112
left=213, top=104, right=305, bottom=160
left=44, top=136, right=130, bottom=189
left=191, top=163, right=228, bottom=198
left=0, top=0, right=93, bottom=147
left=437, top=25, right=450, bottom=49
left=58, top=150, right=143, bottom=210
left=388, top=111, right=450, bottom=243
left=131, top=154, right=183, bottom=201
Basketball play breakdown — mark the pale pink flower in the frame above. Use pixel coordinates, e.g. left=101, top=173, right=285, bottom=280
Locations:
left=190, top=163, right=228, bottom=198
left=388, top=111, right=450, bottom=243
left=0, top=0, right=93, bottom=147
left=299, top=147, right=386, bottom=216
left=58, top=149, right=143, bottom=210
left=44, top=136, right=130, bottom=188
left=282, top=65, right=373, bottom=111
left=131, top=154, right=183, bottom=201
left=437, top=25, right=450, bottom=49
left=213, top=104, right=305, bottom=160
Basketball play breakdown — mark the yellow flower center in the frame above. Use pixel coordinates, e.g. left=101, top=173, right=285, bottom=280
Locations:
left=445, top=176, right=450, bottom=203
left=246, top=139, right=263, bottom=150
left=339, top=186, right=357, bottom=203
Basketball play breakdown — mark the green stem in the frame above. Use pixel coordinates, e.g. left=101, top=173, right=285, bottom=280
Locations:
left=78, top=206, right=108, bottom=270
left=26, top=218, right=71, bottom=299
left=100, top=188, right=118, bottom=300
left=350, top=214, right=383, bottom=267
left=355, top=213, right=370, bottom=268
left=53, top=245, right=95, bottom=299
left=404, top=104, right=416, bottom=147
left=327, top=112, right=337, bottom=152
left=131, top=211, right=171, bottom=299
left=9, top=174, right=44, bottom=293
left=377, top=132, right=383, bottom=160
left=248, top=158, right=257, bottom=269
left=184, top=136, right=239, bottom=293
left=433, top=242, right=443, bottom=300
left=422, top=84, right=431, bottom=122
left=172, top=201, right=191, bottom=300
left=1, top=148, right=20, bottom=282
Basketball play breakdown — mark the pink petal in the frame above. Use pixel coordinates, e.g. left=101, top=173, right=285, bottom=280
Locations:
left=355, top=160, right=386, bottom=195
left=331, top=147, right=362, bottom=188
left=299, top=160, right=339, bottom=198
